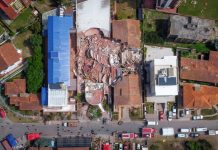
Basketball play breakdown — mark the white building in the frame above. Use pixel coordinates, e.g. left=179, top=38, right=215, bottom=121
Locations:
left=76, top=0, right=110, bottom=37
left=150, top=56, right=178, bottom=96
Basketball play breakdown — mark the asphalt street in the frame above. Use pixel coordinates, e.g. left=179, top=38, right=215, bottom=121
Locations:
left=0, top=120, right=218, bottom=139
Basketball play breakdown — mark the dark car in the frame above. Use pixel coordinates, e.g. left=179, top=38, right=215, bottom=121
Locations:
left=190, top=133, right=199, bottom=138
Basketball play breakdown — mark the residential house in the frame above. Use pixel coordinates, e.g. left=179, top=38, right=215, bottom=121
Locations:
left=168, top=15, right=218, bottom=43
left=41, top=16, right=76, bottom=112
left=180, top=51, right=218, bottom=83
left=0, top=0, right=31, bottom=20
left=76, top=0, right=110, bottom=37
left=114, top=74, right=142, bottom=120
left=0, top=43, right=22, bottom=75
left=4, top=79, right=42, bottom=111
left=183, top=83, right=218, bottom=109
left=112, top=19, right=141, bottom=49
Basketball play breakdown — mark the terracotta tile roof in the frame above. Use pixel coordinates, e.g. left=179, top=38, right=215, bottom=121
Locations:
left=112, top=19, right=141, bottom=48
left=180, top=51, right=218, bottom=83
left=183, top=83, right=218, bottom=109
left=5, top=79, right=26, bottom=96
left=114, top=74, right=142, bottom=106
left=0, top=43, right=21, bottom=71
left=0, top=1, right=18, bottom=19
left=2, top=0, right=14, bottom=5
left=57, top=148, right=89, bottom=150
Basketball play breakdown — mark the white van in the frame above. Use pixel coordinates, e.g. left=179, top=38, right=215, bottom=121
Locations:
left=180, top=128, right=191, bottom=133
left=176, top=133, right=189, bottom=138
left=146, top=121, right=158, bottom=126
left=193, top=127, right=208, bottom=132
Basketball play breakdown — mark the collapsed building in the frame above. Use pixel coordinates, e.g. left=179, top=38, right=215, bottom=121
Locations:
left=77, top=29, right=142, bottom=86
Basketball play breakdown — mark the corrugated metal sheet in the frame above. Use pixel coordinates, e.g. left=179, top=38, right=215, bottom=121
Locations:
left=6, top=134, right=17, bottom=147
left=47, top=16, right=73, bottom=86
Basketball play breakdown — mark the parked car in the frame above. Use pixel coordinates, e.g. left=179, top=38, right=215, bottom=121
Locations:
left=119, top=143, right=123, bottom=150
left=180, top=128, right=192, bottom=133
left=159, top=111, right=164, bottom=120
left=185, top=109, right=190, bottom=115
left=192, top=127, right=207, bottom=132
left=192, top=115, right=203, bottom=120
left=172, top=106, right=177, bottom=116
left=190, top=133, right=199, bottom=138
left=146, top=120, right=158, bottom=126
left=168, top=111, right=173, bottom=121
left=180, top=110, right=185, bottom=117
left=176, top=133, right=189, bottom=138
left=137, top=143, right=141, bottom=150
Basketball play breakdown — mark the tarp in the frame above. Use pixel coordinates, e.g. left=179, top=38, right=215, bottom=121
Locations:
left=27, top=133, right=40, bottom=141
left=41, top=87, right=48, bottom=106
left=6, top=134, right=17, bottom=147
left=47, top=16, right=73, bottom=86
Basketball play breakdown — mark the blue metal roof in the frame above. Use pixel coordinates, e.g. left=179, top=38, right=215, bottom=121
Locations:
left=41, top=87, right=48, bottom=106
left=6, top=134, right=17, bottom=147
left=47, top=16, right=73, bottom=86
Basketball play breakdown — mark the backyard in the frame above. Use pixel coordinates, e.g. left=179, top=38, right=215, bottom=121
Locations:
left=115, top=0, right=137, bottom=19
left=12, top=30, right=32, bottom=58
left=142, top=9, right=211, bottom=55
left=9, top=8, right=35, bottom=32
left=178, top=0, right=218, bottom=20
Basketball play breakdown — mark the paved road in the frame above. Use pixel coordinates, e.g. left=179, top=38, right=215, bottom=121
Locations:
left=1, top=120, right=218, bottom=140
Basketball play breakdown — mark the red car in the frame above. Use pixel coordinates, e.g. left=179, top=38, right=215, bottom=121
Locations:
left=159, top=111, right=164, bottom=120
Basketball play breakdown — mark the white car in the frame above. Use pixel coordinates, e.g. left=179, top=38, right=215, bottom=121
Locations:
left=119, top=143, right=123, bottom=150
left=176, top=133, right=189, bottom=138
left=172, top=106, right=177, bottom=116
left=192, top=115, right=203, bottom=120
left=168, top=111, right=173, bottom=121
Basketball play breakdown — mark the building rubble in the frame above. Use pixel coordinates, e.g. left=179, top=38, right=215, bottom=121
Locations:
left=76, top=29, right=142, bottom=86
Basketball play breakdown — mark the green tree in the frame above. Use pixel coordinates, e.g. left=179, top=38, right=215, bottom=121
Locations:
left=144, top=32, right=164, bottom=44
left=150, top=144, right=159, bottom=150
left=30, top=22, right=41, bottom=34
left=26, top=34, right=44, bottom=93
left=185, top=139, right=212, bottom=150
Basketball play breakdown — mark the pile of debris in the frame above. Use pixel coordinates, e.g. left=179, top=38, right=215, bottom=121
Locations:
left=77, top=29, right=142, bottom=85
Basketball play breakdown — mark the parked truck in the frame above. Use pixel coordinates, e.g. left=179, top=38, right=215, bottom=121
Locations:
left=122, top=133, right=138, bottom=139
left=1, top=140, right=12, bottom=150
left=208, top=130, right=216, bottom=136
left=161, top=128, right=174, bottom=136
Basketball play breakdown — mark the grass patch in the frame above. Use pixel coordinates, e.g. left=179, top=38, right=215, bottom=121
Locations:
left=129, top=107, right=143, bottom=120
left=145, top=102, right=154, bottom=114
left=201, top=108, right=216, bottom=116
left=142, top=9, right=168, bottom=33
left=115, top=1, right=136, bottom=19
left=178, top=0, right=218, bottom=20
left=10, top=8, right=35, bottom=32
left=6, top=111, right=39, bottom=123
left=204, top=114, right=218, bottom=120
left=0, top=24, right=5, bottom=35
left=12, top=30, right=32, bottom=58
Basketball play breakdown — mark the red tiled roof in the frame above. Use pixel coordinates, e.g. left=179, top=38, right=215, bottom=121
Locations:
left=180, top=51, right=218, bottom=83
left=114, top=74, right=142, bottom=106
left=0, top=43, right=21, bottom=71
left=0, top=1, right=18, bottom=19
left=112, top=19, right=141, bottom=48
left=183, top=83, right=218, bottom=109
left=57, top=148, right=89, bottom=150
left=5, top=79, right=26, bottom=96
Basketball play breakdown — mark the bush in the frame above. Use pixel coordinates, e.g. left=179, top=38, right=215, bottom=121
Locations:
left=144, top=32, right=164, bottom=44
